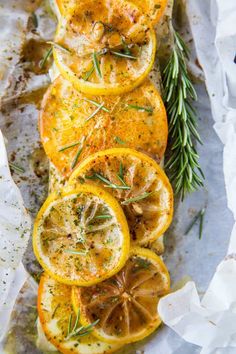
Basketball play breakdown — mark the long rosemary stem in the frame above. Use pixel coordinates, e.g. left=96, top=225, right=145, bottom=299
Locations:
left=162, top=29, right=204, bottom=200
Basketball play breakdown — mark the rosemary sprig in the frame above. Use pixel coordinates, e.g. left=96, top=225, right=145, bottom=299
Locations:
left=84, top=98, right=110, bottom=112
left=39, top=47, right=53, bottom=69
left=92, top=52, right=102, bottom=78
left=127, top=104, right=153, bottom=113
left=162, top=29, right=204, bottom=200
left=65, top=310, right=99, bottom=340
left=86, top=172, right=130, bottom=190
left=121, top=191, right=153, bottom=205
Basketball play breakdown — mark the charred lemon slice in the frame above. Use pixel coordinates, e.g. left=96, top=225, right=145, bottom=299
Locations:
left=33, top=184, right=130, bottom=286
left=39, top=75, right=168, bottom=177
left=38, top=273, right=123, bottom=353
left=69, top=148, right=173, bottom=245
left=72, top=247, right=170, bottom=344
left=53, top=0, right=156, bottom=95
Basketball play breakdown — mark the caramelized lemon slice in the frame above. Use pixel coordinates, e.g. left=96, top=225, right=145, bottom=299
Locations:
left=69, top=148, right=173, bottom=245
left=38, top=273, right=123, bottom=353
left=72, top=247, right=170, bottom=344
left=39, top=75, right=168, bottom=177
left=33, top=184, right=130, bottom=286
left=133, top=0, right=167, bottom=25
left=54, top=0, right=167, bottom=25
left=53, top=0, right=156, bottom=95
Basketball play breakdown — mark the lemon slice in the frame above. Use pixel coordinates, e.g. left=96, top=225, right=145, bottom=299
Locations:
left=53, top=0, right=156, bottom=95
left=54, top=0, right=167, bottom=25
left=72, top=247, right=170, bottom=344
left=133, top=0, right=167, bottom=25
left=40, top=75, right=167, bottom=177
left=38, top=272, right=123, bottom=353
left=69, top=148, right=173, bottom=245
left=33, top=184, right=130, bottom=285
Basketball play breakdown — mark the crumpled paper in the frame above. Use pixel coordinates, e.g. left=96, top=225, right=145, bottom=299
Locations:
left=0, top=130, right=31, bottom=342
left=159, top=1, right=236, bottom=353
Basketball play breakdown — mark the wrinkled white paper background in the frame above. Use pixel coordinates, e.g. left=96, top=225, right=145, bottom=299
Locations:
left=0, top=131, right=30, bottom=343
left=159, top=1, right=236, bottom=353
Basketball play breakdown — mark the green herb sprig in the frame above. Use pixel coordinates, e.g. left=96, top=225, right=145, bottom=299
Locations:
left=162, top=30, right=204, bottom=200
left=65, top=310, right=99, bottom=340
left=86, top=172, right=130, bottom=190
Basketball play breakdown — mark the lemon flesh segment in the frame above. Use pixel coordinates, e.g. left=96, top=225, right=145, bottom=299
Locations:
left=69, top=148, right=173, bottom=246
left=53, top=0, right=156, bottom=95
left=38, top=273, right=123, bottom=354
left=33, top=184, right=130, bottom=286
left=72, top=247, right=170, bottom=345
left=39, top=75, right=168, bottom=177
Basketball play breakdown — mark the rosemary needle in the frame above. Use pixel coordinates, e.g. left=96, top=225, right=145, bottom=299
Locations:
left=64, top=249, right=87, bottom=255
left=39, top=47, right=53, bottom=69
left=122, top=192, right=153, bottom=205
left=127, top=104, right=153, bottom=113
left=59, top=140, right=81, bottom=152
left=86, top=172, right=130, bottom=190
left=71, top=147, right=83, bottom=169
left=111, top=51, right=137, bottom=60
left=9, top=162, right=25, bottom=174
left=85, top=102, right=104, bottom=122
left=83, top=65, right=95, bottom=81
left=95, top=214, right=112, bottom=219
left=185, top=208, right=205, bottom=236
left=47, top=41, right=71, bottom=53
left=114, top=136, right=126, bottom=145
left=92, top=52, right=102, bottom=78
left=84, top=98, right=110, bottom=112
left=31, top=12, right=38, bottom=28
left=199, top=208, right=205, bottom=240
